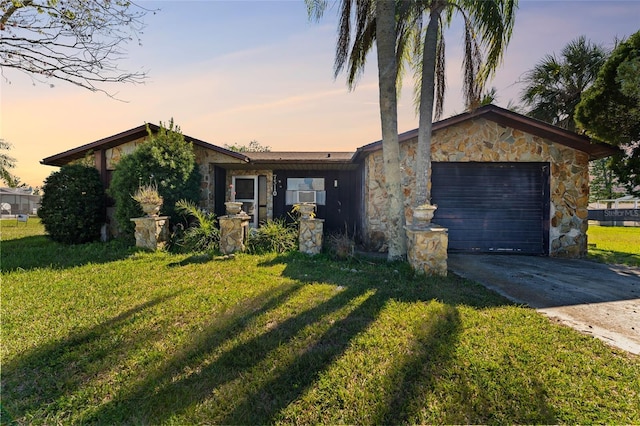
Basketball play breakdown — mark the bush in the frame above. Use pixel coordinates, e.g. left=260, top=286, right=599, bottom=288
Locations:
left=38, top=164, right=106, bottom=244
left=108, top=120, right=201, bottom=236
left=247, top=219, right=298, bottom=254
left=327, top=231, right=355, bottom=260
left=172, top=200, right=219, bottom=253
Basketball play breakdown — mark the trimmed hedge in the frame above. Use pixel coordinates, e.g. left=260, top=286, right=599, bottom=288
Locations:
left=38, top=164, right=106, bottom=244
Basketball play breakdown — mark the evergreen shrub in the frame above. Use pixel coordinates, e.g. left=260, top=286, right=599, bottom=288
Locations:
left=38, top=164, right=106, bottom=244
left=108, top=120, right=201, bottom=236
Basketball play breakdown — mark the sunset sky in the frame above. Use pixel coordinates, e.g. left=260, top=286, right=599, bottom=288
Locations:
left=1, top=0, right=639, bottom=188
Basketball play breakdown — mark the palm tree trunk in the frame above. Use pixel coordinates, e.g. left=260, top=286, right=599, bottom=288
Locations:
left=376, top=0, right=406, bottom=260
left=416, top=10, right=441, bottom=207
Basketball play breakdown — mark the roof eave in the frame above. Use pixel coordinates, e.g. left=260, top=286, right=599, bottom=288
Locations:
left=353, top=104, right=619, bottom=161
left=41, top=123, right=250, bottom=167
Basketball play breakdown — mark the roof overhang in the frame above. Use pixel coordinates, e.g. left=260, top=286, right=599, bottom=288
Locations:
left=41, top=123, right=249, bottom=167
left=220, top=151, right=358, bottom=171
left=354, top=104, right=621, bottom=162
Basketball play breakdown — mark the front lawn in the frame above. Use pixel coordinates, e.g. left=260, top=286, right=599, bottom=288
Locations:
left=2, top=220, right=639, bottom=424
left=587, top=224, right=640, bottom=266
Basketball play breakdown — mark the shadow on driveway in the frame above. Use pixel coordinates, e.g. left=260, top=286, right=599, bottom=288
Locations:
left=449, top=254, right=640, bottom=355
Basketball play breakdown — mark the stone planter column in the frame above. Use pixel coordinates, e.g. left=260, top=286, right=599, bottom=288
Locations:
left=299, top=218, right=324, bottom=255
left=405, top=205, right=448, bottom=276
left=130, top=216, right=170, bottom=251
left=405, top=223, right=449, bottom=276
left=219, top=213, right=250, bottom=254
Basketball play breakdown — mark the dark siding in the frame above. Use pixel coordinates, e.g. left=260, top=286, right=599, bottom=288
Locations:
left=214, top=166, right=227, bottom=218
left=432, top=162, right=549, bottom=254
left=273, top=170, right=359, bottom=235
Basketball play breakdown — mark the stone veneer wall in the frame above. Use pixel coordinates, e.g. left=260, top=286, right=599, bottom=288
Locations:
left=101, top=139, right=247, bottom=213
left=219, top=215, right=250, bottom=254
left=299, top=218, right=324, bottom=255
left=192, top=146, right=246, bottom=211
left=225, top=170, right=274, bottom=221
left=363, top=118, right=590, bottom=257
left=130, top=216, right=170, bottom=250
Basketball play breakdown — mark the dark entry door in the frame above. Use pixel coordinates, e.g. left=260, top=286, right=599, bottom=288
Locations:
left=431, top=162, right=549, bottom=254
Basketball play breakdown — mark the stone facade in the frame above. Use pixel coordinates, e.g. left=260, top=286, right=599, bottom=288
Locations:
left=101, top=137, right=248, bottom=213
left=225, top=169, right=274, bottom=221
left=193, top=145, right=247, bottom=211
left=105, top=137, right=148, bottom=170
left=363, top=117, right=590, bottom=257
left=130, top=216, right=170, bottom=250
left=299, top=218, right=324, bottom=255
left=219, top=214, right=250, bottom=254
left=405, top=224, right=448, bottom=276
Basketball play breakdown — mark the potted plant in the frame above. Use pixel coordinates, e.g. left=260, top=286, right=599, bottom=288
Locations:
left=132, top=184, right=163, bottom=216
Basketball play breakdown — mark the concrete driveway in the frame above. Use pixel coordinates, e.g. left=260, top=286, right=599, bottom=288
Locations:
left=448, top=254, right=640, bottom=355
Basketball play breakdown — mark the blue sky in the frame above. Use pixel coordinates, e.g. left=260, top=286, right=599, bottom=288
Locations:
left=1, top=0, right=639, bottom=187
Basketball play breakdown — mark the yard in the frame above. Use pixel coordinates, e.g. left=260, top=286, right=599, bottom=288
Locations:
left=1, top=220, right=639, bottom=424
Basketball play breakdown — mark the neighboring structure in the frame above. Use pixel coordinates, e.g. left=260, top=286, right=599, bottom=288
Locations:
left=0, top=187, right=41, bottom=216
left=41, top=105, right=618, bottom=257
left=588, top=195, right=640, bottom=227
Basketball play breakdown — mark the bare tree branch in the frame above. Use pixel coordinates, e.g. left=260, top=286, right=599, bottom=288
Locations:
left=1, top=0, right=155, bottom=97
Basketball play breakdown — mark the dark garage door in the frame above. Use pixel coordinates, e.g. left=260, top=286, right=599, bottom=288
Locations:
left=431, top=162, right=549, bottom=254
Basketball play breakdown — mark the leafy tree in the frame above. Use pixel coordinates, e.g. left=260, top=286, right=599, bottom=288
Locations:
left=38, top=164, right=106, bottom=244
left=589, top=158, right=623, bottom=203
left=576, top=31, right=640, bottom=145
left=520, top=36, right=607, bottom=132
left=576, top=31, right=640, bottom=196
left=0, top=138, right=17, bottom=186
left=108, top=120, right=202, bottom=236
left=0, top=0, right=152, bottom=95
left=224, top=140, right=271, bottom=152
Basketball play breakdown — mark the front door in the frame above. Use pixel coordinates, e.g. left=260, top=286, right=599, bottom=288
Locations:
left=232, top=176, right=258, bottom=227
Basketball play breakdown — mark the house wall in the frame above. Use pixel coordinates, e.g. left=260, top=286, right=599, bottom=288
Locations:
left=192, top=145, right=246, bottom=211
left=362, top=118, right=590, bottom=257
left=104, top=137, right=149, bottom=170
left=97, top=140, right=245, bottom=213
left=225, top=169, right=274, bottom=220
left=271, top=170, right=361, bottom=235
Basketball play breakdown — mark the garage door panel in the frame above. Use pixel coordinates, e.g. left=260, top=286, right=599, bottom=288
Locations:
left=432, top=162, right=549, bottom=254
left=435, top=208, right=544, bottom=219
left=439, top=218, right=547, bottom=229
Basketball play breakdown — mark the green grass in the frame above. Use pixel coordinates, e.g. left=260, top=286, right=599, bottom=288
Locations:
left=588, top=225, right=640, bottom=266
left=2, top=220, right=639, bottom=424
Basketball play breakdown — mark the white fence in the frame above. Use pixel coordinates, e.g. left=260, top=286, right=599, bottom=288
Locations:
left=0, top=188, right=41, bottom=216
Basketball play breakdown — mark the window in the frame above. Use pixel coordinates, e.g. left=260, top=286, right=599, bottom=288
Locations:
left=285, top=177, right=326, bottom=205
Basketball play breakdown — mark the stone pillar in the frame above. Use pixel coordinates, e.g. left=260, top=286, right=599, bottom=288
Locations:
left=405, top=224, right=449, bottom=276
left=130, top=216, right=170, bottom=251
left=219, top=214, right=250, bottom=254
left=299, top=218, right=324, bottom=255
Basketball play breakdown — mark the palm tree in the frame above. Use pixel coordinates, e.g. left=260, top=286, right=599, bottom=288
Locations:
left=412, top=0, right=517, bottom=207
left=375, top=0, right=406, bottom=260
left=308, top=0, right=408, bottom=260
left=308, top=0, right=516, bottom=256
left=520, top=36, right=607, bottom=131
